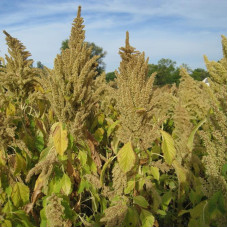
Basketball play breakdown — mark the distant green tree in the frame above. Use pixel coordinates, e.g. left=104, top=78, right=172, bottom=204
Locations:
left=147, top=58, right=180, bottom=86
left=37, top=61, right=44, bottom=69
left=61, top=39, right=106, bottom=75
left=106, top=71, right=116, bottom=82
left=190, top=68, right=209, bottom=81
left=180, top=63, right=192, bottom=73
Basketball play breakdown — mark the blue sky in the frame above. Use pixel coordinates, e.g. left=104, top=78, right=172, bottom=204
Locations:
left=0, top=0, right=227, bottom=72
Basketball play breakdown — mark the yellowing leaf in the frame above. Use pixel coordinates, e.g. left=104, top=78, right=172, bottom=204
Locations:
left=14, top=153, right=26, bottom=175
left=97, top=113, right=105, bottom=125
left=11, top=182, right=30, bottom=207
left=172, top=160, right=187, bottom=184
left=150, top=166, right=160, bottom=181
left=173, top=160, right=188, bottom=198
left=34, top=85, right=44, bottom=93
left=48, top=109, right=54, bottom=122
left=61, top=173, right=72, bottom=196
left=34, top=172, right=46, bottom=191
left=94, top=128, right=104, bottom=142
left=6, top=103, right=16, bottom=116
left=117, top=142, right=136, bottom=173
left=160, top=130, right=176, bottom=165
left=52, top=122, right=68, bottom=156
left=0, top=148, right=6, bottom=166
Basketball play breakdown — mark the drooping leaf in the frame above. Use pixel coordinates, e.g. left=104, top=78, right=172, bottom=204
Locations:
left=160, top=130, right=176, bottom=165
left=51, top=122, right=68, bottom=156
left=117, top=142, right=136, bottom=173
left=107, top=120, right=120, bottom=137
left=187, top=118, right=206, bottom=151
left=11, top=182, right=30, bottom=207
left=100, top=156, right=115, bottom=186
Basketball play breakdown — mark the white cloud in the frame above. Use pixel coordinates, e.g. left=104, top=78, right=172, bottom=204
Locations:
left=0, top=0, right=226, bottom=72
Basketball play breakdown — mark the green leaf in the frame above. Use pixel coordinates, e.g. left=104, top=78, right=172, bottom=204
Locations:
left=221, top=163, right=227, bottom=179
left=107, top=120, right=120, bottom=137
left=150, top=166, right=160, bottom=181
left=1, top=220, right=12, bottom=227
left=35, top=131, right=44, bottom=152
left=100, top=156, right=115, bottom=186
left=187, top=118, right=206, bottom=151
left=160, top=130, right=176, bottom=165
left=208, top=191, right=226, bottom=217
left=133, top=195, right=149, bottom=208
left=189, top=188, right=203, bottom=206
left=78, top=150, right=87, bottom=166
left=97, top=113, right=105, bottom=125
left=162, top=191, right=173, bottom=211
left=140, top=209, right=155, bottom=227
left=138, top=178, right=146, bottom=191
left=124, top=207, right=139, bottom=226
left=2, top=200, right=13, bottom=214
left=157, top=209, right=166, bottom=216
left=51, top=122, right=68, bottom=156
left=61, top=174, right=72, bottom=196
left=40, top=208, right=47, bottom=227
left=190, top=200, right=207, bottom=219
left=124, top=180, right=135, bottom=194
left=178, top=209, right=190, bottom=216
left=77, top=179, right=89, bottom=194
left=11, top=182, right=30, bottom=207
left=117, top=142, right=136, bottom=173
left=39, top=146, right=52, bottom=162
left=5, top=186, right=12, bottom=197
left=13, top=210, right=34, bottom=227
left=94, top=128, right=104, bottom=142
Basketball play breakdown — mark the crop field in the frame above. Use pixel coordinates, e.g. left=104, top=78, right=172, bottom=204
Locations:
left=0, top=5, right=227, bottom=227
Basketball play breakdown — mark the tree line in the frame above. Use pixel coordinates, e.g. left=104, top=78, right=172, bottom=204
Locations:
left=36, top=39, right=209, bottom=86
